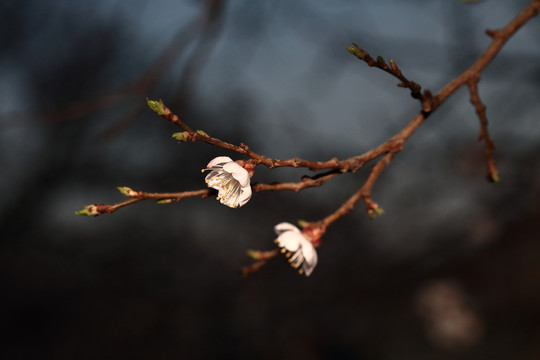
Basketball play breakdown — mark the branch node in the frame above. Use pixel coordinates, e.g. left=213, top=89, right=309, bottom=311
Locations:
left=421, top=89, right=434, bottom=112
left=485, top=29, right=497, bottom=38
left=389, top=139, right=404, bottom=153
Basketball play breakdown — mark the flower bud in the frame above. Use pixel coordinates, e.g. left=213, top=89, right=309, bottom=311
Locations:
left=146, top=98, right=170, bottom=116
left=172, top=132, right=190, bottom=142
left=156, top=199, right=173, bottom=204
left=117, top=186, right=138, bottom=197
left=75, top=205, right=102, bottom=216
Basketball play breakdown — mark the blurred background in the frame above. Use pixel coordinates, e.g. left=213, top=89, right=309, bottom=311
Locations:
left=1, top=0, right=539, bottom=359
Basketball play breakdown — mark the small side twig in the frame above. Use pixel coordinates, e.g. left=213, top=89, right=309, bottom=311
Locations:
left=240, top=249, right=280, bottom=276
left=76, top=171, right=341, bottom=216
left=76, top=188, right=211, bottom=216
left=467, top=76, right=500, bottom=182
left=346, top=43, right=436, bottom=111
left=320, top=152, right=395, bottom=227
left=252, top=171, right=340, bottom=193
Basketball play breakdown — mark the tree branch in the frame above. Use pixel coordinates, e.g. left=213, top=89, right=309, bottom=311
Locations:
left=77, top=1, right=540, bottom=276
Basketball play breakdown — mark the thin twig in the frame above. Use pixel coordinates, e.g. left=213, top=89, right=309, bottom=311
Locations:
left=467, top=76, right=500, bottom=182
left=321, top=152, right=394, bottom=227
left=346, top=43, right=427, bottom=107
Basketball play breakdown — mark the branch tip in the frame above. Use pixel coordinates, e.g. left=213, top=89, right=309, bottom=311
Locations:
left=485, top=29, right=497, bottom=38
left=76, top=204, right=103, bottom=217
left=488, top=169, right=501, bottom=183
left=346, top=43, right=366, bottom=59
left=367, top=206, right=385, bottom=220
left=156, top=199, right=173, bottom=204
left=246, top=249, right=260, bottom=260
left=389, top=59, right=398, bottom=71
left=146, top=98, right=170, bottom=116
left=172, top=131, right=191, bottom=142
left=117, top=186, right=138, bottom=197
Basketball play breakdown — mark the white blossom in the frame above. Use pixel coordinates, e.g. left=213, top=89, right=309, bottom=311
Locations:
left=203, top=156, right=252, bottom=208
left=274, top=222, right=318, bottom=277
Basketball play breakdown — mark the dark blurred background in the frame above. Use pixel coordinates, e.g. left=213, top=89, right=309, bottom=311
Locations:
left=1, top=0, right=539, bottom=359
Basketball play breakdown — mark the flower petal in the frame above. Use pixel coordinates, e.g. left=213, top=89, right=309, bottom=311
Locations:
left=299, top=238, right=318, bottom=277
left=207, top=156, right=233, bottom=168
left=273, top=222, right=318, bottom=277
left=274, top=222, right=301, bottom=236
left=223, top=162, right=250, bottom=187
left=237, top=185, right=252, bottom=207
left=275, top=230, right=303, bottom=252
left=302, top=258, right=317, bottom=277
